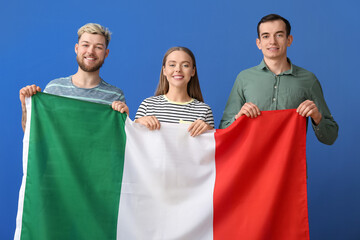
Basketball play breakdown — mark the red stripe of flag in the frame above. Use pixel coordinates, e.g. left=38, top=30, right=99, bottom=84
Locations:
left=214, top=109, right=309, bottom=240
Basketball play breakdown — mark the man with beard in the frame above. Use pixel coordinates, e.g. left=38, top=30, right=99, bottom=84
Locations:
left=19, top=23, right=128, bottom=131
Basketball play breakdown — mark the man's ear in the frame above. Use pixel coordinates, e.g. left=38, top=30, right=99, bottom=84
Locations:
left=287, top=35, right=293, bottom=47
left=75, top=43, right=79, bottom=54
left=256, top=38, right=262, bottom=50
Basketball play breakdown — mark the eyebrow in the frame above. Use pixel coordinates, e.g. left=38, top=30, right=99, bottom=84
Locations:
left=260, top=30, right=285, bottom=36
left=167, top=60, right=191, bottom=64
left=80, top=40, right=105, bottom=47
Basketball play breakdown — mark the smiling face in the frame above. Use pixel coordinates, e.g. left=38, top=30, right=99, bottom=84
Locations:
left=163, top=50, right=195, bottom=90
left=256, top=20, right=293, bottom=62
left=75, top=32, right=109, bottom=72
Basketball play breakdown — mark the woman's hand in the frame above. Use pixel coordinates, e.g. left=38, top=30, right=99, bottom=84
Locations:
left=135, top=116, right=161, bottom=130
left=188, top=120, right=213, bottom=137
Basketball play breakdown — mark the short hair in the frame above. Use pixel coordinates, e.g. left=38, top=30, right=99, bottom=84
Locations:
left=155, top=47, right=204, bottom=102
left=257, top=14, right=291, bottom=38
left=77, top=23, right=112, bottom=48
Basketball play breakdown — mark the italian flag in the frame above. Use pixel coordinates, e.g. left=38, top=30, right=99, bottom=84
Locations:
left=15, top=93, right=309, bottom=240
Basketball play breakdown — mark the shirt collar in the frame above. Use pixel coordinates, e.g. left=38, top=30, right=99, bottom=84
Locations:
left=258, top=58, right=296, bottom=76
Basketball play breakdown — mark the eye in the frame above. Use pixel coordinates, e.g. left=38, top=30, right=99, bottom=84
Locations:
left=262, top=35, right=269, bottom=39
left=183, top=64, right=190, bottom=68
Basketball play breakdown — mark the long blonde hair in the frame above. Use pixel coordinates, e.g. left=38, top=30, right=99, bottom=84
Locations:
left=155, top=47, right=204, bottom=102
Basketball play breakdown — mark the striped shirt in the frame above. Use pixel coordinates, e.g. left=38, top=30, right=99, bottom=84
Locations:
left=44, top=76, right=125, bottom=105
left=135, top=95, right=214, bottom=127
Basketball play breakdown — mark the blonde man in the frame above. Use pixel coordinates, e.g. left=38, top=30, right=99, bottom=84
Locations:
left=19, top=23, right=128, bottom=131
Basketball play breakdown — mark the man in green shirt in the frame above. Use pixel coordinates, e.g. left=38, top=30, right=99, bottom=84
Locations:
left=219, top=14, right=338, bottom=145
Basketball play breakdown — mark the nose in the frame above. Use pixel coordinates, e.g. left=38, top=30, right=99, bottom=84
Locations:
left=175, top=64, right=181, bottom=72
left=87, top=45, right=95, bottom=54
left=269, top=35, right=277, bottom=44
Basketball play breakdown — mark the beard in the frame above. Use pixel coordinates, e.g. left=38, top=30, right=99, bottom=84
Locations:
left=76, top=55, right=105, bottom=72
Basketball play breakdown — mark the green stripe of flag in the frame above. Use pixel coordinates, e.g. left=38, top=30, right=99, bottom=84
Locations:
left=20, top=93, right=126, bottom=240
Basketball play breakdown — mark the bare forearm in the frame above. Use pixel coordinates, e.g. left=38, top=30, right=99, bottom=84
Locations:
left=21, top=104, right=27, bottom=132
left=19, top=84, right=41, bottom=131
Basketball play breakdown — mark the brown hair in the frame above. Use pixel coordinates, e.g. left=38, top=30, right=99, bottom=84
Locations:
left=155, top=47, right=204, bottom=102
left=257, top=14, right=291, bottom=38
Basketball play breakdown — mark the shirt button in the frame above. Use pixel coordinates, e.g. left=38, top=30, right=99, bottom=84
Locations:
left=273, top=98, right=276, bottom=101
left=274, top=86, right=277, bottom=89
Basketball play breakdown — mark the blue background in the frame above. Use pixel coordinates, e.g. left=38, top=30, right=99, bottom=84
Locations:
left=1, top=0, right=359, bottom=239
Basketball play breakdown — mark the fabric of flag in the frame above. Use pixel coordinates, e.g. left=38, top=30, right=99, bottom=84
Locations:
left=15, top=93, right=309, bottom=240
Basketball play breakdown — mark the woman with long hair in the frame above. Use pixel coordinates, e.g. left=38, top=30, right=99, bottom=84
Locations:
left=135, top=47, right=214, bottom=137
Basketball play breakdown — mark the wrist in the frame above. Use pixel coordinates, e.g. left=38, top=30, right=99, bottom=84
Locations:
left=312, top=113, right=322, bottom=125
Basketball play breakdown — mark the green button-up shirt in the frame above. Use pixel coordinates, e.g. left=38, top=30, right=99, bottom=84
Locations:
left=219, top=59, right=338, bottom=145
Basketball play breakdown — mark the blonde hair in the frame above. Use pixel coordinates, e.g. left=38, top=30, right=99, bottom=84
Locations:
left=77, top=23, right=112, bottom=48
left=155, top=47, right=204, bottom=102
